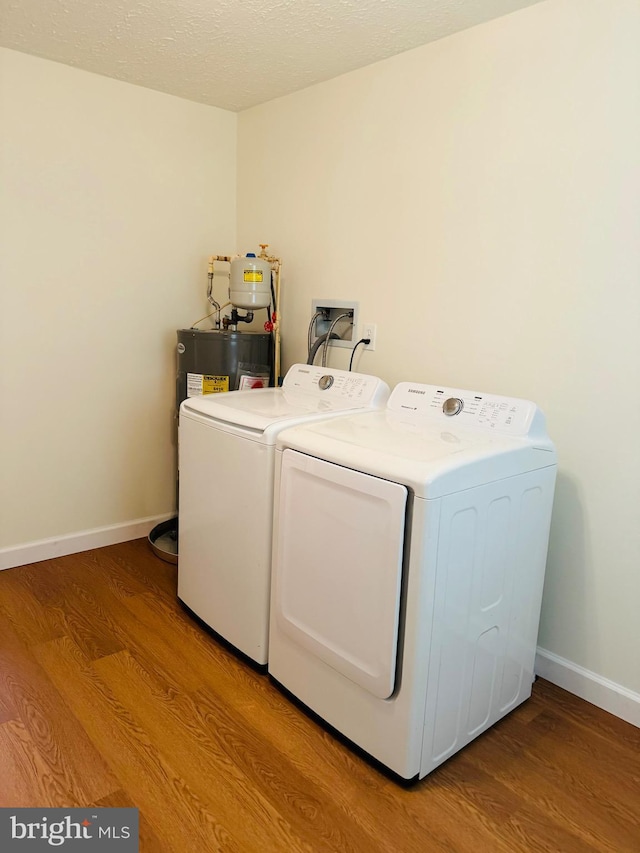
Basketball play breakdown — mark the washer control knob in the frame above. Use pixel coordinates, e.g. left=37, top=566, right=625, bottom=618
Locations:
left=443, top=397, right=464, bottom=416
left=318, top=375, right=334, bottom=391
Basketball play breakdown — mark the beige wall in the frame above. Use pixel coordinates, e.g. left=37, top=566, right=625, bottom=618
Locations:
left=0, top=49, right=237, bottom=548
left=238, top=0, right=640, bottom=695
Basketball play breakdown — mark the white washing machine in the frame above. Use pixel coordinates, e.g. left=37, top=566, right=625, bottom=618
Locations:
left=268, top=381, right=557, bottom=781
left=177, top=364, right=390, bottom=666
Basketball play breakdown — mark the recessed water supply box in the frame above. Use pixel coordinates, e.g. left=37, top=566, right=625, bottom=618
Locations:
left=310, top=299, right=359, bottom=349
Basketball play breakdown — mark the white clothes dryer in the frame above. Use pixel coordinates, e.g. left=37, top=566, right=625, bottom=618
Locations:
left=177, top=364, right=390, bottom=666
left=268, top=381, right=557, bottom=781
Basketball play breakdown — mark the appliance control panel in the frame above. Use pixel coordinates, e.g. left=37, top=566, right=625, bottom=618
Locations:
left=283, top=364, right=389, bottom=407
left=388, top=382, right=542, bottom=436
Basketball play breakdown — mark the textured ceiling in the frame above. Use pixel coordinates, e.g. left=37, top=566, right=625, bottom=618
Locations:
left=0, top=0, right=543, bottom=111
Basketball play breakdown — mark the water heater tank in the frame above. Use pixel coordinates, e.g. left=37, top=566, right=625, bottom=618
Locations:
left=229, top=254, right=272, bottom=309
left=176, top=328, right=272, bottom=407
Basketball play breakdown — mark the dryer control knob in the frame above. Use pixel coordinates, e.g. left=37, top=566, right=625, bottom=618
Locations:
left=318, top=375, right=334, bottom=390
left=443, top=397, right=464, bottom=416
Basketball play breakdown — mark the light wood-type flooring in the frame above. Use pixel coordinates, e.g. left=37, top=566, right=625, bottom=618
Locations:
left=0, top=539, right=638, bottom=852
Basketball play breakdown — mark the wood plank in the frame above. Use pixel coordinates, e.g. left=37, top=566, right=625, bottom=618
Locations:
left=534, top=677, right=640, bottom=751
left=463, top=714, right=639, bottom=852
left=522, top=709, right=640, bottom=820
left=8, top=557, right=126, bottom=662
left=0, top=565, right=66, bottom=646
left=432, top=749, right=601, bottom=853
left=0, top=720, right=56, bottom=807
left=33, top=635, right=252, bottom=853
left=0, top=617, right=118, bottom=805
left=0, top=701, right=14, bottom=724
left=93, top=649, right=326, bottom=853
left=93, top=790, right=165, bottom=853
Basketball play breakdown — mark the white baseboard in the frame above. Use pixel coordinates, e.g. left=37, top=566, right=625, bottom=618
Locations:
left=535, top=647, right=640, bottom=729
left=0, top=514, right=175, bottom=571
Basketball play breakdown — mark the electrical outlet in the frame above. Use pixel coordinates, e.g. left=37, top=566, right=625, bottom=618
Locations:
left=362, top=323, right=377, bottom=351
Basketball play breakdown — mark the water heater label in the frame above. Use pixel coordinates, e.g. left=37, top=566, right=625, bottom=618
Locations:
left=244, top=270, right=263, bottom=282
left=187, top=372, right=229, bottom=396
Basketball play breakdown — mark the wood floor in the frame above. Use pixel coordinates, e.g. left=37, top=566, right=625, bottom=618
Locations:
left=0, top=540, right=638, bottom=852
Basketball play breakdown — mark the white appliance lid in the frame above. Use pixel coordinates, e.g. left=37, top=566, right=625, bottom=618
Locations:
left=274, top=382, right=556, bottom=498
left=180, top=364, right=389, bottom=437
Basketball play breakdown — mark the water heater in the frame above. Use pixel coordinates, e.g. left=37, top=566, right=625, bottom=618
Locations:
left=176, top=328, right=272, bottom=403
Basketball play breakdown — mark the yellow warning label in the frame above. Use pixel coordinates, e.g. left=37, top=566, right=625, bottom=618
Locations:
left=244, top=270, right=264, bottom=283
left=203, top=375, right=229, bottom=394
